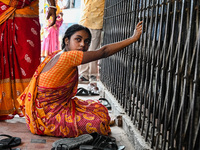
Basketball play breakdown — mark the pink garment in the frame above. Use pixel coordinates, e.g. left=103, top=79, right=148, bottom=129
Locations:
left=41, top=19, right=63, bottom=57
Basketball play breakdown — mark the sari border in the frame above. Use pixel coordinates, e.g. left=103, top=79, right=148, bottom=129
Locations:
left=0, top=78, right=31, bottom=83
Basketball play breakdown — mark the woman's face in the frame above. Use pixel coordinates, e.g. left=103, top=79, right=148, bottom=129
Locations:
left=65, top=30, right=90, bottom=52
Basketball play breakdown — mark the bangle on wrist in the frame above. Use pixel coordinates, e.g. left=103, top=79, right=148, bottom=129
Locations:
left=49, top=6, right=57, bottom=10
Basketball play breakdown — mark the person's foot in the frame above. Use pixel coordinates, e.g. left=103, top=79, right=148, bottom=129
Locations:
left=87, top=83, right=99, bottom=95
left=79, top=76, right=89, bottom=84
left=87, top=83, right=97, bottom=91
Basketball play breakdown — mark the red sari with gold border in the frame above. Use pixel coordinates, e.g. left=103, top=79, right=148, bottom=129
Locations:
left=0, top=0, right=40, bottom=120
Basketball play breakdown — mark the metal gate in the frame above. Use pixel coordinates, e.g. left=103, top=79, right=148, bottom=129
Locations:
left=100, top=0, right=200, bottom=149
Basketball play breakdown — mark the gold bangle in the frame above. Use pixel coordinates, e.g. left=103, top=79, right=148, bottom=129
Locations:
left=49, top=6, right=57, bottom=10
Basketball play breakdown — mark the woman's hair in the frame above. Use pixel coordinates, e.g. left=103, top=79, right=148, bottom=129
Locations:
left=61, top=24, right=92, bottom=50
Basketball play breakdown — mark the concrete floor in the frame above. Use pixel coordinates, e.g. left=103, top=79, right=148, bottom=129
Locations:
left=0, top=83, right=134, bottom=150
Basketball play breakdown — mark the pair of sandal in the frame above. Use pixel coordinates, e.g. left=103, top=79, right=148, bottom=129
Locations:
left=0, top=134, right=21, bottom=150
left=76, top=87, right=99, bottom=96
left=52, top=132, right=125, bottom=150
left=77, top=89, right=112, bottom=110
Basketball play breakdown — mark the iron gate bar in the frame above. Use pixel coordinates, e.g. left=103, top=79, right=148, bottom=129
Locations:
left=168, top=0, right=185, bottom=149
left=191, top=6, right=200, bottom=149
left=141, top=0, right=148, bottom=135
left=155, top=0, right=170, bottom=149
left=138, top=0, right=145, bottom=134
left=131, top=0, right=140, bottom=123
left=151, top=0, right=165, bottom=148
left=141, top=0, right=151, bottom=136
left=127, top=0, right=138, bottom=117
left=145, top=0, right=159, bottom=147
left=175, top=1, right=193, bottom=150
left=124, top=0, right=134, bottom=114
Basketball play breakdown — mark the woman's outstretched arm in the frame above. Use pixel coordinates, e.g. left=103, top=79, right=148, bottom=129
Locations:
left=82, top=21, right=143, bottom=64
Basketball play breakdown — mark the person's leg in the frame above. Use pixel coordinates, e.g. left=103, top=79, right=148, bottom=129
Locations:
left=79, top=63, right=90, bottom=82
left=79, top=29, right=102, bottom=82
left=88, top=29, right=102, bottom=80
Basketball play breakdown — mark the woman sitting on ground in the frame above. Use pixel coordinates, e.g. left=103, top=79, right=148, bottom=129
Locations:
left=17, top=22, right=143, bottom=137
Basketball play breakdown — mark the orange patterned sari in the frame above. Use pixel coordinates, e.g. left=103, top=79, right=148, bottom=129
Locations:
left=17, top=50, right=111, bottom=137
left=0, top=0, right=41, bottom=120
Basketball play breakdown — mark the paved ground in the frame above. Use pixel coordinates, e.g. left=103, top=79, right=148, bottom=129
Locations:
left=0, top=83, right=134, bottom=150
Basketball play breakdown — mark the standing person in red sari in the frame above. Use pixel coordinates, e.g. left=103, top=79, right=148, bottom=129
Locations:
left=0, top=0, right=57, bottom=120
left=17, top=22, right=143, bottom=138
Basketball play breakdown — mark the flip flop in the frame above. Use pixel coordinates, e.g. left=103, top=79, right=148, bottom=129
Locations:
left=79, top=145, right=125, bottom=150
left=51, top=143, right=69, bottom=150
left=52, top=134, right=93, bottom=150
left=79, top=132, right=118, bottom=150
left=76, top=87, right=90, bottom=96
left=0, top=134, right=21, bottom=149
left=99, top=98, right=112, bottom=110
left=79, top=145, right=101, bottom=150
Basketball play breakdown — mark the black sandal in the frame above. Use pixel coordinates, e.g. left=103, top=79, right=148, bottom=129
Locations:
left=52, top=134, right=93, bottom=150
left=0, top=134, right=21, bottom=149
left=51, top=143, right=69, bottom=150
left=79, top=132, right=118, bottom=150
left=76, top=87, right=90, bottom=96
left=99, top=98, right=112, bottom=110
